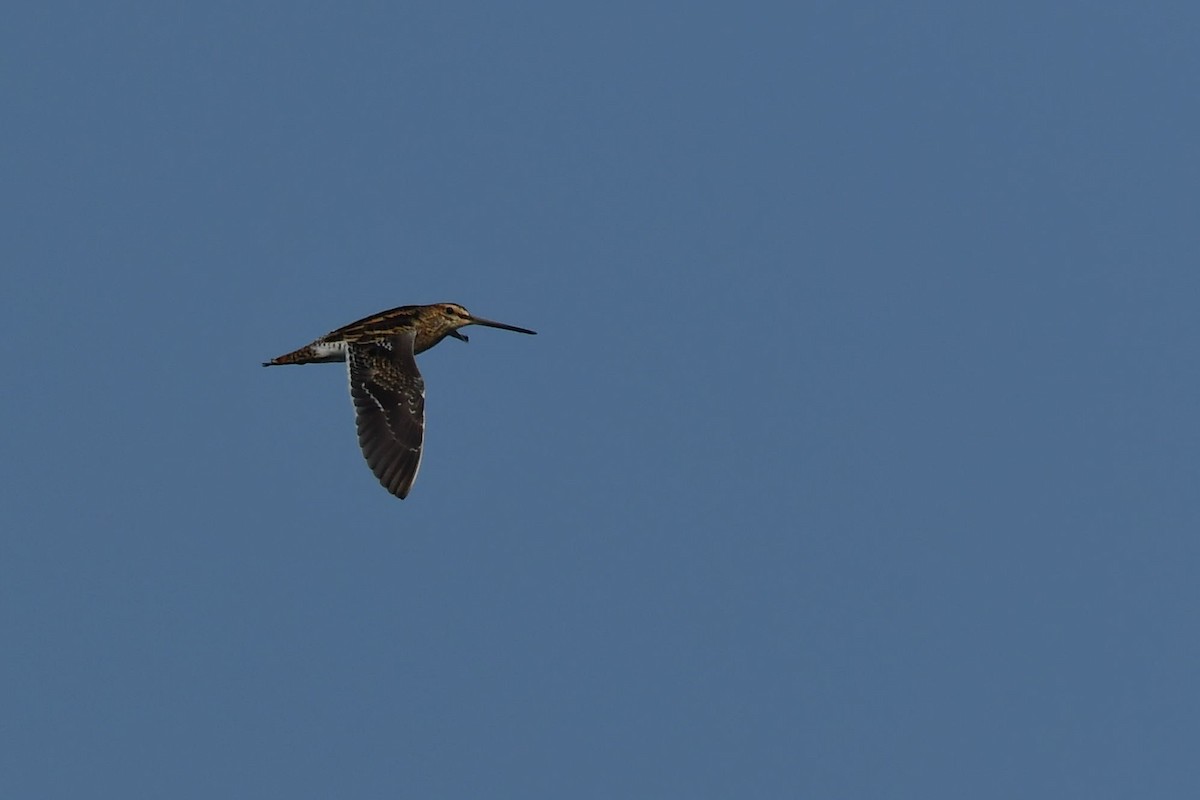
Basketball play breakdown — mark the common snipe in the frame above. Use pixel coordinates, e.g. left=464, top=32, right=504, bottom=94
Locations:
left=264, top=303, right=536, bottom=499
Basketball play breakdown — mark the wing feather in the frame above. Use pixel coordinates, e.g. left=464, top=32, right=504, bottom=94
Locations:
left=346, top=332, right=425, bottom=499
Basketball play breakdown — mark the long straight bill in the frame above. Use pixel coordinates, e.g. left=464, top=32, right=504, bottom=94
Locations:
left=468, top=316, right=538, bottom=336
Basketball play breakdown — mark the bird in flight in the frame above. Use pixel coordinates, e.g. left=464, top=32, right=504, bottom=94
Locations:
left=263, top=302, right=536, bottom=499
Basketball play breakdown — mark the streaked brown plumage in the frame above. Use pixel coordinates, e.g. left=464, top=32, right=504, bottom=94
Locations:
left=263, top=302, right=536, bottom=499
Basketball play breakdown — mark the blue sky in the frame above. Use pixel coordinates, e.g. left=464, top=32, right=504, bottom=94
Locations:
left=3, top=2, right=1198, bottom=797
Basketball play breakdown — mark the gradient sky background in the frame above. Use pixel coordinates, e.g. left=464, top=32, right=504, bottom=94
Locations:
left=3, top=2, right=1199, bottom=797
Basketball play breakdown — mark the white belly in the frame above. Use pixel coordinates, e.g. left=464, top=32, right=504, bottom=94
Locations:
left=309, top=341, right=349, bottom=362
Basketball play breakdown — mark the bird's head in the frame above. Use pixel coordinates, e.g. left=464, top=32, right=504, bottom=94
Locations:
left=431, top=303, right=537, bottom=343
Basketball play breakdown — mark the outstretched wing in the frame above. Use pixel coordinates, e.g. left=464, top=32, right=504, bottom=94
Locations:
left=346, top=331, right=425, bottom=499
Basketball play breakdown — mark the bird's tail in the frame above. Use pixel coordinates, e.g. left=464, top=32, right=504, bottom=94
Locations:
left=262, top=345, right=321, bottom=367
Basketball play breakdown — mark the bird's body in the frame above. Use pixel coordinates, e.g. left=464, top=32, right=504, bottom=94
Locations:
left=264, top=302, right=536, bottom=499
